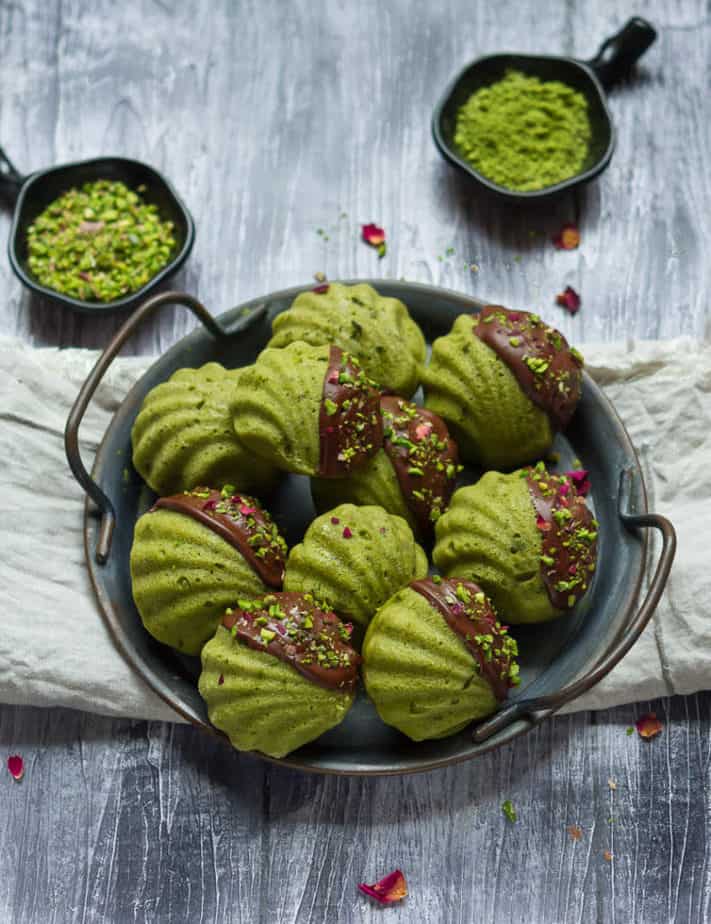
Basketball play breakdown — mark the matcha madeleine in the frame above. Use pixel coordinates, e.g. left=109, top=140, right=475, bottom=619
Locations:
left=232, top=341, right=383, bottom=477
left=131, top=487, right=287, bottom=654
left=132, top=362, right=276, bottom=496
left=269, top=282, right=426, bottom=397
left=199, top=592, right=360, bottom=758
left=312, top=396, right=461, bottom=539
left=284, top=503, right=428, bottom=633
left=433, top=466, right=598, bottom=624
left=362, top=577, right=519, bottom=741
left=424, top=306, right=583, bottom=469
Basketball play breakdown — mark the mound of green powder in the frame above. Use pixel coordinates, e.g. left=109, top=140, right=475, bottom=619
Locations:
left=454, top=70, right=592, bottom=192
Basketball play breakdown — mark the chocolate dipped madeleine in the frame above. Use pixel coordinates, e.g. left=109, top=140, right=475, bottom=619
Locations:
left=362, top=577, right=519, bottom=741
left=268, top=282, right=426, bottom=397
left=312, top=396, right=461, bottom=539
left=424, top=307, right=583, bottom=469
left=130, top=487, right=287, bottom=654
left=199, top=592, right=360, bottom=758
left=231, top=342, right=383, bottom=477
left=433, top=465, right=597, bottom=624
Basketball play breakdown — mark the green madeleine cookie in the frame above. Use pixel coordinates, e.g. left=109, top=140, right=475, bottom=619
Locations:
left=130, top=488, right=287, bottom=655
left=424, top=308, right=583, bottom=470
left=433, top=468, right=597, bottom=624
left=131, top=362, right=276, bottom=496
left=284, top=504, right=428, bottom=632
left=268, top=282, right=426, bottom=396
left=312, top=451, right=413, bottom=530
left=231, top=342, right=383, bottom=477
left=199, top=593, right=359, bottom=758
left=362, top=579, right=519, bottom=741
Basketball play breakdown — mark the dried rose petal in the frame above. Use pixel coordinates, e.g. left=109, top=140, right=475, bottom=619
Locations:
left=636, top=712, right=663, bottom=739
left=331, top=517, right=340, bottom=525
left=358, top=869, right=407, bottom=905
left=7, top=755, right=24, bottom=782
left=414, top=422, right=432, bottom=441
left=342, top=526, right=353, bottom=539
left=553, top=223, right=580, bottom=250
left=567, top=824, right=583, bottom=842
left=566, top=469, right=591, bottom=497
left=218, top=674, right=225, bottom=686
left=536, top=514, right=551, bottom=531
left=313, top=284, right=330, bottom=294
left=362, top=223, right=387, bottom=258
left=239, top=504, right=257, bottom=516
left=556, top=285, right=581, bottom=314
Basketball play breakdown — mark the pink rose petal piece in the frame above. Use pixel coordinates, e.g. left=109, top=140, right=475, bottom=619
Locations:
left=556, top=285, right=581, bottom=314
left=566, top=469, right=591, bottom=497
left=362, top=223, right=387, bottom=258
left=313, top=284, right=330, bottom=294
left=553, top=223, right=580, bottom=250
left=7, top=755, right=24, bottom=782
left=636, top=712, right=663, bottom=740
left=342, top=526, right=353, bottom=539
left=358, top=869, right=407, bottom=905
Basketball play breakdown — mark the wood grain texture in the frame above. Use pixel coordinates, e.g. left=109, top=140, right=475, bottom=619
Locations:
left=0, top=0, right=710, bottom=921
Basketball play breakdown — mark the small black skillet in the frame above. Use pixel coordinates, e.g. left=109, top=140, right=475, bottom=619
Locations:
left=0, top=147, right=195, bottom=313
left=432, top=17, right=657, bottom=203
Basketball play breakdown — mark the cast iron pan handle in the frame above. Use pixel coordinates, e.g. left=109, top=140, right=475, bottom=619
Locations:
left=0, top=145, right=24, bottom=204
left=65, top=290, right=250, bottom=565
left=585, top=17, right=657, bottom=90
left=473, top=468, right=676, bottom=743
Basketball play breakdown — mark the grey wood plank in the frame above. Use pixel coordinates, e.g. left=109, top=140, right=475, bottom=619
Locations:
left=0, top=0, right=710, bottom=922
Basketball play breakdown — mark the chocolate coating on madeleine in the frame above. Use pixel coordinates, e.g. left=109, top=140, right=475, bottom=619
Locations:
left=319, top=346, right=383, bottom=477
left=410, top=578, right=519, bottom=699
left=153, top=487, right=286, bottom=587
left=222, top=592, right=360, bottom=692
left=525, top=465, right=598, bottom=610
left=473, top=305, right=583, bottom=429
left=381, top=396, right=459, bottom=534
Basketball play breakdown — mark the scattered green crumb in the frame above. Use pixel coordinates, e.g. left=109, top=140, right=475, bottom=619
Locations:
left=502, top=800, right=517, bottom=823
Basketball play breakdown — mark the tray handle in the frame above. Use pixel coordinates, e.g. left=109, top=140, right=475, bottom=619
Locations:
left=473, top=468, right=676, bottom=743
left=65, top=290, right=252, bottom=565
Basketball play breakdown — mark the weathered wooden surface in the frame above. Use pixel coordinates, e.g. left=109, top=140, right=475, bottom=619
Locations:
left=1, top=0, right=710, bottom=921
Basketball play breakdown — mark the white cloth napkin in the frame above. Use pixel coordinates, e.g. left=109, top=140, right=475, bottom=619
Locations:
left=0, top=336, right=708, bottom=722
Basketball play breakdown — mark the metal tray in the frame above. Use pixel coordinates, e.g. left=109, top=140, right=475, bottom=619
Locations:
left=65, top=283, right=675, bottom=775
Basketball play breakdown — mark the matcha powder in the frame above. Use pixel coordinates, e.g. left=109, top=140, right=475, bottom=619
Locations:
left=454, top=70, right=592, bottom=192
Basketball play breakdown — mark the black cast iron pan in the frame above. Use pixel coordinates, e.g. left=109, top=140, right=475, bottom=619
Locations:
left=65, top=286, right=675, bottom=775
left=0, top=148, right=195, bottom=313
left=433, top=17, right=657, bottom=202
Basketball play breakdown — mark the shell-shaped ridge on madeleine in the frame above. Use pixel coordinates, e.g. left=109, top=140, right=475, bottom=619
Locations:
left=362, top=587, right=500, bottom=741
left=199, top=626, right=355, bottom=758
left=131, top=362, right=276, bottom=496
left=311, top=450, right=416, bottom=532
left=268, top=282, right=425, bottom=396
left=284, top=503, right=428, bottom=629
left=433, top=471, right=558, bottom=624
left=130, top=508, right=269, bottom=654
left=231, top=341, right=329, bottom=475
left=423, top=314, right=553, bottom=469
